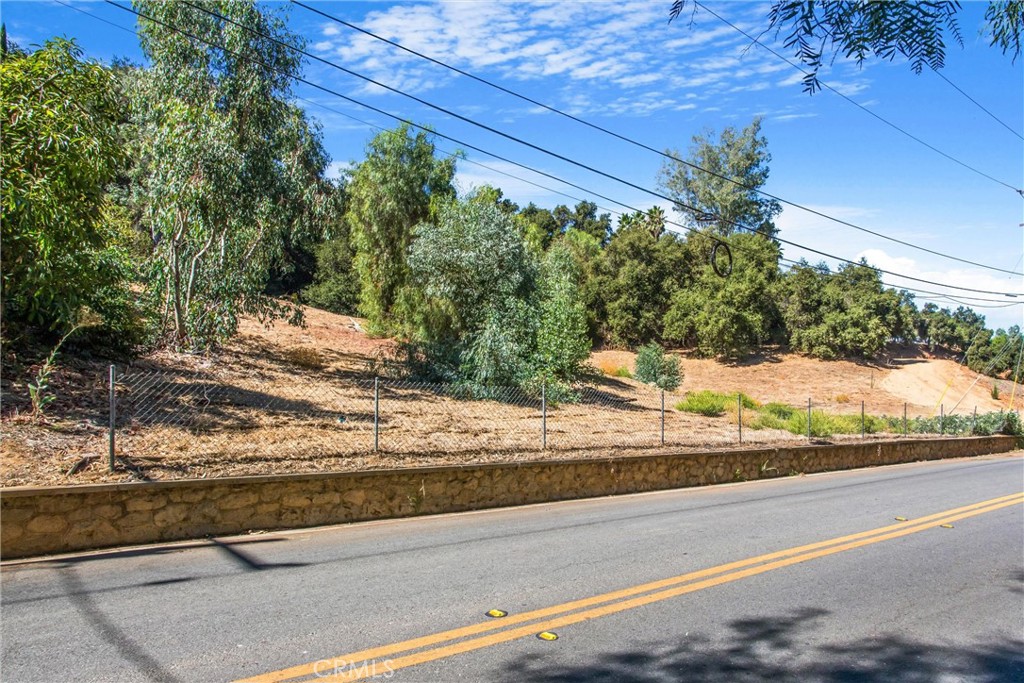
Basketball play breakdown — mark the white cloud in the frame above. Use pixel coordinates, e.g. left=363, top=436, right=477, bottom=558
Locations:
left=856, top=249, right=1024, bottom=326
left=455, top=160, right=563, bottom=204
left=325, top=161, right=354, bottom=180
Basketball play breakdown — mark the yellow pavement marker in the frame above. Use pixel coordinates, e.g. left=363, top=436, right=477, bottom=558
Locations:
left=236, top=492, right=1022, bottom=683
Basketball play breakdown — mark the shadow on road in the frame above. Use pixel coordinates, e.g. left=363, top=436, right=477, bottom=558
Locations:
left=497, top=607, right=1024, bottom=683
left=59, top=567, right=183, bottom=683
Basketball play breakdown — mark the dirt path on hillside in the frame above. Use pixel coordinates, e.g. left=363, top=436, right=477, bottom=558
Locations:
left=3, top=307, right=1020, bottom=487
left=593, top=348, right=1019, bottom=417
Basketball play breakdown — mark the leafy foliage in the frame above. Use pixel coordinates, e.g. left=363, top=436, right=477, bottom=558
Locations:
left=124, top=1, right=338, bottom=349
left=663, top=233, right=781, bottom=358
left=302, top=229, right=360, bottom=315
left=405, top=199, right=591, bottom=393
left=1, top=39, right=131, bottom=336
left=634, top=342, right=682, bottom=391
left=671, top=2, right=1022, bottom=93
left=596, top=220, right=689, bottom=347
left=347, top=124, right=456, bottom=334
left=535, top=243, right=592, bottom=382
left=779, top=260, right=911, bottom=359
left=658, top=117, right=781, bottom=238
left=675, top=390, right=737, bottom=416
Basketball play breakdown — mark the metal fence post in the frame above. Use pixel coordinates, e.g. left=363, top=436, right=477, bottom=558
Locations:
left=541, top=382, right=547, bottom=450
left=972, top=406, right=977, bottom=434
left=373, top=377, right=380, bottom=452
left=861, top=401, right=865, bottom=439
left=660, top=389, right=665, bottom=447
left=738, top=394, right=743, bottom=444
left=806, top=398, right=812, bottom=440
left=903, top=402, right=908, bottom=436
left=940, top=404, right=944, bottom=435
left=108, top=364, right=116, bottom=472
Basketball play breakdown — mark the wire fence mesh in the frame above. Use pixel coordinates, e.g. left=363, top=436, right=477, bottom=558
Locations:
left=107, top=366, right=1022, bottom=477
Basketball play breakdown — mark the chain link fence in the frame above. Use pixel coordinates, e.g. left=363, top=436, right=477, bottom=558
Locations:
left=89, top=365, right=1020, bottom=478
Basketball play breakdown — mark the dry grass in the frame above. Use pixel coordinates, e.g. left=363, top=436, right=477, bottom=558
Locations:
left=2, top=307, right=1019, bottom=488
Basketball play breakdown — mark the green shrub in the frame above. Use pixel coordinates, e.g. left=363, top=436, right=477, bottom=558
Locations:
left=613, top=365, right=633, bottom=378
left=991, top=384, right=1000, bottom=400
left=735, top=392, right=760, bottom=410
left=762, top=402, right=796, bottom=419
left=750, top=412, right=786, bottom=430
left=783, top=409, right=835, bottom=437
left=634, top=342, right=682, bottom=391
left=677, top=390, right=729, bottom=416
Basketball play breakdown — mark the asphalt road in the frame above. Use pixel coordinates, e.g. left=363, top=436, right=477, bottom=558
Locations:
left=2, top=454, right=1022, bottom=683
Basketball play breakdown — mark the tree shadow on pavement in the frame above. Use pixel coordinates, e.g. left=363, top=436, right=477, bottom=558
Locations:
left=497, top=607, right=1024, bottom=683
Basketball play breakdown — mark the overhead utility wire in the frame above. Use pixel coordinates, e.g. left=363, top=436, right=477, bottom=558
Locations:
left=105, top=0, right=1022, bottom=299
left=775, top=257, right=1022, bottom=306
left=71, top=0, right=1005, bottom=308
left=291, top=0, right=1023, bottom=277
left=169, top=1, right=1024, bottom=297
left=60, top=2, right=1023, bottom=309
left=929, top=67, right=1024, bottom=142
left=693, top=1, right=1024, bottom=197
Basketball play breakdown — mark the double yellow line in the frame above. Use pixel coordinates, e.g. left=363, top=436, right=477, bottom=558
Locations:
left=237, top=492, right=1023, bottom=683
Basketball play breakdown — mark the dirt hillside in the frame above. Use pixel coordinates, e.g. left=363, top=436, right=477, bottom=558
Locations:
left=2, top=304, right=1019, bottom=487
left=240, top=305, right=1018, bottom=417
left=594, top=347, right=1015, bottom=417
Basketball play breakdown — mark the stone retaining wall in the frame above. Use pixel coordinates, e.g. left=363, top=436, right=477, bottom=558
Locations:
left=1, top=436, right=1018, bottom=559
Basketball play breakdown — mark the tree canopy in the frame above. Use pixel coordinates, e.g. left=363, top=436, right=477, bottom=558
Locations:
left=125, top=0, right=337, bottom=349
left=671, top=1, right=1024, bottom=93
left=346, top=124, right=456, bottom=335
left=1, top=38, right=128, bottom=334
left=658, top=117, right=781, bottom=239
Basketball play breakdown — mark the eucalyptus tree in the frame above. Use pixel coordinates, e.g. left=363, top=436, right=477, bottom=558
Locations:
left=346, top=124, right=456, bottom=334
left=127, top=0, right=334, bottom=349
left=658, top=117, right=781, bottom=239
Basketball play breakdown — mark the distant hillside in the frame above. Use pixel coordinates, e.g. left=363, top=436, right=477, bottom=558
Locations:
left=245, top=305, right=1016, bottom=416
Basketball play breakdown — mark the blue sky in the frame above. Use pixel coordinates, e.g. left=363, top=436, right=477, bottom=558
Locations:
left=3, top=0, right=1022, bottom=329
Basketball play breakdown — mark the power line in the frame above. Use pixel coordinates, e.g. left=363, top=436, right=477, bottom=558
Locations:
left=291, top=0, right=1023, bottom=277
left=102, top=0, right=1024, bottom=299
left=776, top=258, right=1023, bottom=307
left=693, top=1, right=1024, bottom=197
left=930, top=67, right=1024, bottom=142
left=50, top=2, right=1024, bottom=312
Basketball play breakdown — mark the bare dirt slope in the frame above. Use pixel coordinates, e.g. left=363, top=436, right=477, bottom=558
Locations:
left=593, top=347, right=1015, bottom=417
left=2, top=304, right=1019, bottom=487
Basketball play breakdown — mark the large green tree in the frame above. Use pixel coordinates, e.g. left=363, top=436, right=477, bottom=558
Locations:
left=1, top=38, right=129, bottom=335
left=779, top=260, right=911, bottom=359
left=658, top=117, right=781, bottom=239
left=346, top=124, right=456, bottom=334
left=663, top=233, right=782, bottom=358
left=125, top=0, right=334, bottom=349
left=670, top=1, right=1024, bottom=93
left=596, top=215, right=689, bottom=347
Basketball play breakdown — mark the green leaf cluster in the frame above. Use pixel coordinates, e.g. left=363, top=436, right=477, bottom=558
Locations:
left=1, top=38, right=133, bottom=339
left=634, top=342, right=682, bottom=391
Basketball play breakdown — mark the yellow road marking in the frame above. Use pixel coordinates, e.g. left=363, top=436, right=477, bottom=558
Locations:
left=237, top=492, right=1023, bottom=683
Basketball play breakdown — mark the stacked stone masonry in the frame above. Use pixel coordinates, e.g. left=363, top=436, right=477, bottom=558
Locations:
left=1, top=437, right=1018, bottom=559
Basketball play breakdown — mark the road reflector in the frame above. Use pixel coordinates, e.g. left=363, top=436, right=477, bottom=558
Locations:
left=537, top=631, right=558, bottom=641
left=894, top=517, right=908, bottom=521
left=940, top=524, right=954, bottom=529
left=486, top=609, right=508, bottom=618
